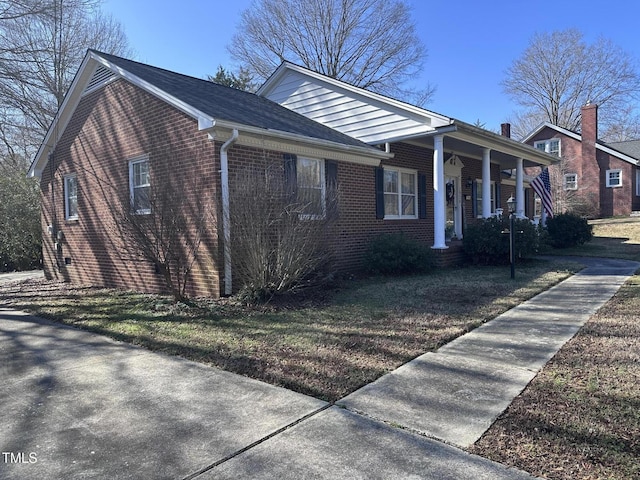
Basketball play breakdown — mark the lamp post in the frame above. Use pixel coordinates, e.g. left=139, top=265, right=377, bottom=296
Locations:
left=506, top=195, right=516, bottom=279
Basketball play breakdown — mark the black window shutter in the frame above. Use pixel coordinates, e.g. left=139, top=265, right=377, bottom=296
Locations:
left=284, top=153, right=297, bottom=198
left=471, top=180, right=478, bottom=217
left=325, top=160, right=338, bottom=217
left=495, top=183, right=501, bottom=212
left=325, top=160, right=338, bottom=190
left=375, top=166, right=384, bottom=219
left=418, top=173, right=427, bottom=219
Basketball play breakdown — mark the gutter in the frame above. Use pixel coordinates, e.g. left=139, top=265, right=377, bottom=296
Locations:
left=219, top=129, right=238, bottom=296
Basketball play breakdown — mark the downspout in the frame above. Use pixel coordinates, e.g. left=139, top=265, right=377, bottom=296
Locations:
left=220, top=129, right=238, bottom=296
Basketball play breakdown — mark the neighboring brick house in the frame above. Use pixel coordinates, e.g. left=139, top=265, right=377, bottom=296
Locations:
left=30, top=51, right=556, bottom=298
left=523, top=103, right=640, bottom=217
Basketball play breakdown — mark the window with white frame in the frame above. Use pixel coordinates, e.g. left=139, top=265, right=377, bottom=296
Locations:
left=383, top=167, right=417, bottom=219
left=296, top=157, right=326, bottom=218
left=564, top=173, right=578, bottom=190
left=129, top=156, right=151, bottom=214
left=606, top=169, right=622, bottom=188
left=534, top=138, right=561, bottom=157
left=64, top=174, right=78, bottom=220
left=475, top=180, right=496, bottom=217
left=636, top=169, right=640, bottom=196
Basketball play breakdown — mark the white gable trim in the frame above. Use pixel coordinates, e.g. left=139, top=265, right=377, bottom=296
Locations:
left=523, top=122, right=638, bottom=166
left=259, top=62, right=451, bottom=125
left=28, top=51, right=216, bottom=178
left=29, top=52, right=388, bottom=178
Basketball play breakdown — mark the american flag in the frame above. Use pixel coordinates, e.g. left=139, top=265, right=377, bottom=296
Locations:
left=531, top=168, right=553, bottom=218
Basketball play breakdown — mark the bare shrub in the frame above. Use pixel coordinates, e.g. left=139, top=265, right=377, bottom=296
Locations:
left=229, top=165, right=339, bottom=302
left=117, top=170, right=213, bottom=302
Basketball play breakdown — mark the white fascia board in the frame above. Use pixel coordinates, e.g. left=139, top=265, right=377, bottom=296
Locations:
left=90, top=52, right=214, bottom=129
left=451, top=121, right=558, bottom=166
left=29, top=51, right=215, bottom=178
left=259, top=61, right=451, bottom=126
left=29, top=53, right=97, bottom=177
left=204, top=120, right=391, bottom=165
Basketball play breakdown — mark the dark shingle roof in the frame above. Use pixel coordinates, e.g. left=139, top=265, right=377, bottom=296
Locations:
left=607, top=139, right=640, bottom=160
left=92, top=50, right=370, bottom=150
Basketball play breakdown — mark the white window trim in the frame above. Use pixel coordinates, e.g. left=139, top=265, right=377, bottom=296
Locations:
left=564, top=173, right=578, bottom=191
left=64, top=174, right=78, bottom=221
left=297, top=157, right=326, bottom=220
left=534, top=138, right=561, bottom=157
left=636, top=169, right=640, bottom=196
left=383, top=166, right=418, bottom=220
left=606, top=169, right=622, bottom=188
left=128, top=155, right=151, bottom=214
left=475, top=179, right=496, bottom=218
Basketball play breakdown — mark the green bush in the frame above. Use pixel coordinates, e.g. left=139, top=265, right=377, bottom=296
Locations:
left=364, top=233, right=434, bottom=275
left=463, top=216, right=541, bottom=265
left=546, top=213, right=593, bottom=248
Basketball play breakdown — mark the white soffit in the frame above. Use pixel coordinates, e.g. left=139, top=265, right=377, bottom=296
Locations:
left=264, top=69, right=448, bottom=145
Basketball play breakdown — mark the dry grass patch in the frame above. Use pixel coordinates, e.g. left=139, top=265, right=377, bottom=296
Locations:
left=545, top=217, right=640, bottom=261
left=0, top=261, right=578, bottom=402
left=471, top=273, right=640, bottom=479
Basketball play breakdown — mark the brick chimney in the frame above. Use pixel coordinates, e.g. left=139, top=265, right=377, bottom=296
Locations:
left=580, top=101, right=600, bottom=213
left=500, top=123, right=511, bottom=138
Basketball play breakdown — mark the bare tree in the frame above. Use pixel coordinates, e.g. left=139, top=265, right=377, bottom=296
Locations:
left=0, top=0, right=130, bottom=154
left=503, top=29, right=640, bottom=141
left=228, top=0, right=433, bottom=105
left=117, top=170, right=214, bottom=303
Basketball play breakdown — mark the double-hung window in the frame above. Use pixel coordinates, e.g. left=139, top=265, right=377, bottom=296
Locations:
left=534, top=139, right=561, bottom=157
left=606, top=169, right=622, bottom=188
left=129, top=156, right=151, bottom=214
left=475, top=180, right=496, bottom=217
left=564, top=173, right=578, bottom=190
left=383, top=167, right=417, bottom=219
left=64, top=174, right=78, bottom=220
left=297, top=157, right=325, bottom=218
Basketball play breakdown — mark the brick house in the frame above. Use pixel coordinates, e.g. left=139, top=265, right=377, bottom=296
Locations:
left=523, top=103, right=640, bottom=217
left=29, top=51, right=556, bottom=298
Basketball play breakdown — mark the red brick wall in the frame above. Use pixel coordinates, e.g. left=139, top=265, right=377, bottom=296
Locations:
left=526, top=126, right=636, bottom=217
left=41, top=77, right=515, bottom=297
left=40, top=79, right=222, bottom=297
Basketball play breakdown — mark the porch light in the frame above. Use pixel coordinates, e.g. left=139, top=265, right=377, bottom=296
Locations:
left=506, top=195, right=516, bottom=214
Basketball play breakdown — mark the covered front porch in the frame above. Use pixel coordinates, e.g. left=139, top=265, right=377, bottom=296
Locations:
left=387, top=120, right=557, bottom=250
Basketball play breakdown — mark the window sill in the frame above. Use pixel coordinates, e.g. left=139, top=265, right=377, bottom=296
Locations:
left=384, top=216, right=419, bottom=221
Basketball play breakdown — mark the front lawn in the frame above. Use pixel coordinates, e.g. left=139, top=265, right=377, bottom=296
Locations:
left=471, top=272, right=640, bottom=479
left=0, top=260, right=578, bottom=402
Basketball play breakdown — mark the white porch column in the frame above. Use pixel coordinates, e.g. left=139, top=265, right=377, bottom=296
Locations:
left=432, top=134, right=447, bottom=249
left=515, top=157, right=525, bottom=218
left=482, top=148, right=491, bottom=218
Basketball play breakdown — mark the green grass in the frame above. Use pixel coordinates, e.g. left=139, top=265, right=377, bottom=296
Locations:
left=0, top=260, right=579, bottom=402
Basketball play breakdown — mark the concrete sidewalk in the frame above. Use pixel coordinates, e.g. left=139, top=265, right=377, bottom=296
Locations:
left=1, top=258, right=637, bottom=479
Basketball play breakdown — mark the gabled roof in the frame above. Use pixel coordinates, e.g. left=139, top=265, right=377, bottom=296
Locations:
left=258, top=61, right=452, bottom=145
left=259, top=62, right=558, bottom=168
left=608, top=139, right=640, bottom=160
left=29, top=50, right=388, bottom=177
left=523, top=122, right=639, bottom=166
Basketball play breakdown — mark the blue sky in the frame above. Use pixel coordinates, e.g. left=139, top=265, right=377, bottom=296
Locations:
left=102, top=0, right=640, bottom=132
